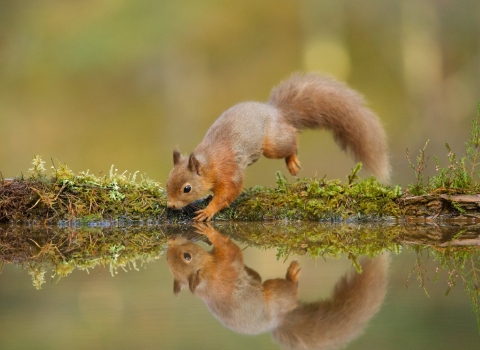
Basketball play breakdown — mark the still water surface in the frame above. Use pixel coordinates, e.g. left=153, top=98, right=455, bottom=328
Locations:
left=0, top=222, right=479, bottom=350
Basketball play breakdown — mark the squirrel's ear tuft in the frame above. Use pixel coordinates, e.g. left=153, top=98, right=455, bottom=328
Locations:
left=188, top=154, right=202, bottom=175
left=188, top=270, right=202, bottom=293
left=173, top=279, right=182, bottom=296
left=173, top=148, right=181, bottom=165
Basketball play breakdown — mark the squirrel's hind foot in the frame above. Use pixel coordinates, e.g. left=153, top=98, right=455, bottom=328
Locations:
left=286, top=260, right=301, bottom=284
left=285, top=154, right=301, bottom=176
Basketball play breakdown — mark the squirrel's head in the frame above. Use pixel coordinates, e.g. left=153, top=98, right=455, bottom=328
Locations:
left=166, top=236, right=210, bottom=295
left=166, top=149, right=210, bottom=209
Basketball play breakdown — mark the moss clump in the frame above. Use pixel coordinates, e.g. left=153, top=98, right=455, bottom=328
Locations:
left=0, top=158, right=167, bottom=224
left=216, top=168, right=402, bottom=221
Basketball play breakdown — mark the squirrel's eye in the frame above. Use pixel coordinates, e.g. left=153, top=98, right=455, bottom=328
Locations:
left=183, top=185, right=191, bottom=193
left=183, top=252, right=192, bottom=261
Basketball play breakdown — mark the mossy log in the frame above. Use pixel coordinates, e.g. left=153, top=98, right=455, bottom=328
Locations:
left=2, top=171, right=480, bottom=224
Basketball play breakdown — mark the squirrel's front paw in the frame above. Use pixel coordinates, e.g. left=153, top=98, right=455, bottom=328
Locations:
left=193, top=222, right=214, bottom=234
left=194, top=208, right=215, bottom=221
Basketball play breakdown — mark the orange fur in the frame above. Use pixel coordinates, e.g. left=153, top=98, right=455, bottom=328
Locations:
left=166, top=73, right=390, bottom=220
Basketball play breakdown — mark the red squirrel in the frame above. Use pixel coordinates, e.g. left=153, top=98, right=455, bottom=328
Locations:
left=166, top=223, right=389, bottom=349
left=166, top=73, right=390, bottom=221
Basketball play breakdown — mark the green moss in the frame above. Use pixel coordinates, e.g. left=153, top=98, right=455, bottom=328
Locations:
left=1, top=158, right=167, bottom=223
left=2, top=154, right=479, bottom=223
left=1, top=157, right=404, bottom=224
left=216, top=169, right=402, bottom=221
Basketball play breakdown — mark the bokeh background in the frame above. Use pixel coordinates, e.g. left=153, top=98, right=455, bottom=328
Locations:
left=1, top=0, right=479, bottom=187
left=1, top=1, right=480, bottom=348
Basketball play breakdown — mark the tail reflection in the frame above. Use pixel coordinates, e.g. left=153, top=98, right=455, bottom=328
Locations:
left=166, top=223, right=389, bottom=349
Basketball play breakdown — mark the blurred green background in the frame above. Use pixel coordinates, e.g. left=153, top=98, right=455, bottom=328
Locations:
left=1, top=2, right=480, bottom=348
left=1, top=0, right=479, bottom=187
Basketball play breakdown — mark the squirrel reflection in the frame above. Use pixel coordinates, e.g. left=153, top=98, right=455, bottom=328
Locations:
left=166, top=224, right=389, bottom=350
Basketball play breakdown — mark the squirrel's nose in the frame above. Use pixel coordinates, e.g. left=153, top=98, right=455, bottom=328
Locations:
left=167, top=201, right=175, bottom=209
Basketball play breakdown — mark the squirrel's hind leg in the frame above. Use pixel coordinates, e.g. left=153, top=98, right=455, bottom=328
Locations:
left=263, top=124, right=301, bottom=176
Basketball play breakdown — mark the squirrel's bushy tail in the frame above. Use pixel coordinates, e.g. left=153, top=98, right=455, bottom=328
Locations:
left=268, top=73, right=390, bottom=182
left=272, top=254, right=389, bottom=350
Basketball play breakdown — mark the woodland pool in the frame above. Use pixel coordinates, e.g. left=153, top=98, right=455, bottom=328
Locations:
left=0, top=222, right=479, bottom=350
